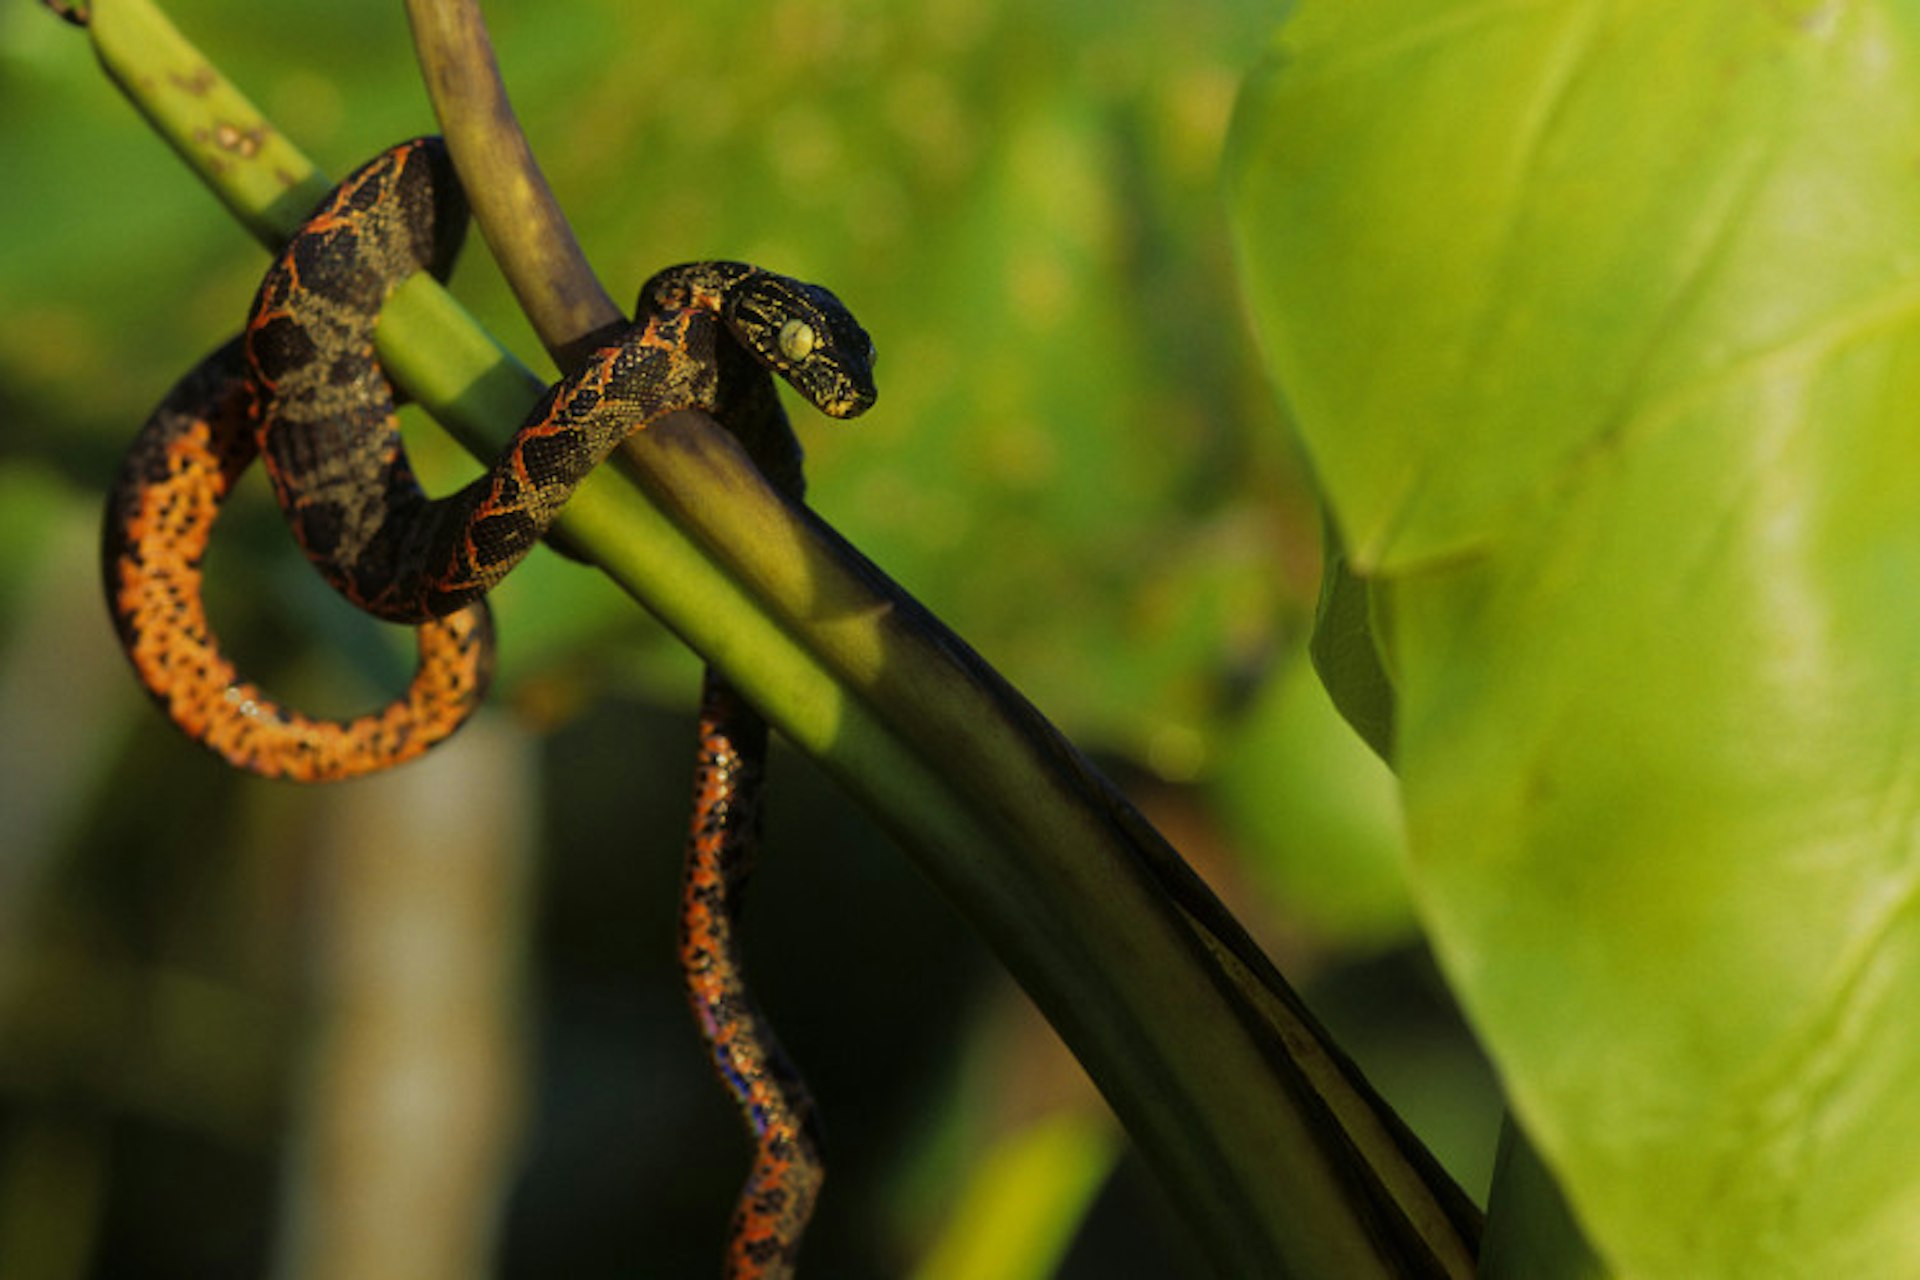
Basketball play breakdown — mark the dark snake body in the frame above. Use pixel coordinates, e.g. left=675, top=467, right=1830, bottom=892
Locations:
left=104, top=138, right=874, bottom=1276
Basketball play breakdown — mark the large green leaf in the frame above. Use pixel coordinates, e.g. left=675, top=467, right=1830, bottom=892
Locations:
left=1229, top=2, right=1920, bottom=1276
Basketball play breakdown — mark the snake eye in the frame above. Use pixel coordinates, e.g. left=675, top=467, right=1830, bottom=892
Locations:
left=777, top=318, right=817, bottom=363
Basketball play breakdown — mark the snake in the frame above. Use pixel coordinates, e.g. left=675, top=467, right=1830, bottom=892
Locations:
left=102, top=137, right=875, bottom=1276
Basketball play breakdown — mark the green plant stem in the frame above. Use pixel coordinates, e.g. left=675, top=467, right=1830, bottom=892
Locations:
left=76, top=1, right=1481, bottom=1273
left=400, top=0, right=620, bottom=371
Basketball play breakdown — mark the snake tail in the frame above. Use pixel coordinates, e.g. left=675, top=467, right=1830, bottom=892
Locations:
left=681, top=670, right=825, bottom=1279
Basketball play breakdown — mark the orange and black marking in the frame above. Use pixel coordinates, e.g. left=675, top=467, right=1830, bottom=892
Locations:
left=106, top=137, right=878, bottom=1270
left=101, top=337, right=492, bottom=781
left=682, top=672, right=825, bottom=1279
left=239, top=141, right=874, bottom=628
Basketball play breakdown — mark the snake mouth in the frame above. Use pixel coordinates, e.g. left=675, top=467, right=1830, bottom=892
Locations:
left=799, top=329, right=879, bottom=420
left=817, top=384, right=878, bottom=420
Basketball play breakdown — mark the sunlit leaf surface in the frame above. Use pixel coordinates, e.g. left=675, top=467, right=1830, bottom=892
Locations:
left=1230, top=1, right=1920, bottom=1274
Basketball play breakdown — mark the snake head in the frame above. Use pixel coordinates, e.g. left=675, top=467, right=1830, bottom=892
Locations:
left=721, top=271, right=878, bottom=420
left=640, top=262, right=879, bottom=419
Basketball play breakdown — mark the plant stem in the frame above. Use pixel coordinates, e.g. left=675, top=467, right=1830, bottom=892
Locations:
left=401, top=0, right=621, bottom=371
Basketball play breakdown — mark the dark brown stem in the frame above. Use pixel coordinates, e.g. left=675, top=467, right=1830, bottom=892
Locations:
left=401, top=0, right=622, bottom=372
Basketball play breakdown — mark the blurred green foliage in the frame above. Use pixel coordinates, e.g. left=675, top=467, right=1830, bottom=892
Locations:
left=0, top=0, right=1499, bottom=1275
